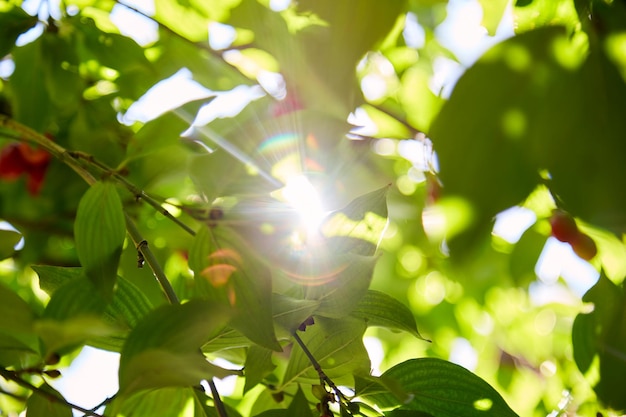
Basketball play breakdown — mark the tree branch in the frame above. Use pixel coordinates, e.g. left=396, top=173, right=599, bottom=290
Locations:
left=0, top=368, right=105, bottom=417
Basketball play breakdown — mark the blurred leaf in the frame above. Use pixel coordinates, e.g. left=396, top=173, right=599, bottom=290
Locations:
left=125, top=99, right=208, bottom=162
left=479, top=0, right=509, bottom=35
left=0, top=228, right=20, bottom=260
left=272, top=293, right=320, bottom=334
left=190, top=225, right=281, bottom=351
left=288, top=386, right=314, bottom=417
left=41, top=32, right=83, bottom=112
left=119, top=300, right=233, bottom=395
left=0, top=332, right=40, bottom=368
left=74, top=181, right=125, bottom=299
left=107, top=387, right=194, bottom=417
left=514, top=0, right=579, bottom=33
left=399, top=64, right=444, bottom=132
left=509, top=227, right=545, bottom=286
left=25, top=382, right=72, bottom=417
left=321, top=184, right=390, bottom=256
left=282, top=317, right=369, bottom=387
left=350, top=290, right=428, bottom=340
left=0, top=281, right=35, bottom=334
left=304, top=253, right=378, bottom=319
left=32, top=265, right=83, bottom=295
left=244, top=345, right=276, bottom=393
left=362, top=358, right=519, bottom=416
left=573, top=274, right=626, bottom=411
left=8, top=38, right=52, bottom=131
left=154, top=0, right=210, bottom=42
left=189, top=151, right=246, bottom=202
left=0, top=6, right=38, bottom=58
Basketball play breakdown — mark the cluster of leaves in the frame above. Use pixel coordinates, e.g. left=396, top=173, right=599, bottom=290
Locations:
left=0, top=0, right=625, bottom=416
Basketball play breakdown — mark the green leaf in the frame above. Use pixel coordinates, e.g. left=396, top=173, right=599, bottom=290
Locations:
left=479, top=0, right=509, bottom=35
left=287, top=386, right=314, bottom=417
left=32, top=265, right=153, bottom=351
left=74, top=181, right=125, bottom=299
left=154, top=0, right=210, bottom=42
left=119, top=300, right=233, bottom=396
left=37, top=277, right=115, bottom=355
left=0, top=282, right=35, bottom=334
left=321, top=185, right=390, bottom=256
left=190, top=225, right=281, bottom=351
left=282, top=317, right=369, bottom=387
left=244, top=345, right=276, bottom=393
left=304, top=253, right=379, bottom=319
left=0, top=332, right=40, bottom=368
left=509, top=227, right=546, bottom=286
left=430, top=27, right=565, bottom=257
left=41, top=31, right=83, bottom=112
left=573, top=274, right=626, bottom=410
left=9, top=38, right=51, bottom=131
left=272, top=293, right=320, bottom=334
left=125, top=99, right=208, bottom=162
left=0, top=229, right=20, bottom=260
left=0, top=6, right=38, bottom=58
left=107, top=387, right=194, bottom=417
left=362, top=358, right=519, bottom=417
left=25, top=382, right=72, bottom=417
left=351, top=290, right=428, bottom=340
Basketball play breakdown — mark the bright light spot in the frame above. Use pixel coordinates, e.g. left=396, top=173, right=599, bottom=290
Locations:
left=123, top=68, right=214, bottom=123
left=361, top=74, right=388, bottom=101
left=493, top=206, right=536, bottom=244
left=372, top=138, right=396, bottom=156
left=397, top=138, right=436, bottom=172
left=535, top=237, right=599, bottom=296
left=194, top=84, right=265, bottom=125
left=429, top=56, right=464, bottom=98
left=363, top=336, right=384, bottom=376
left=415, top=271, right=446, bottom=305
left=540, top=360, right=557, bottom=377
left=281, top=176, right=325, bottom=232
left=209, top=22, right=237, bottom=50
left=449, top=337, right=478, bottom=371
left=348, top=107, right=378, bottom=137
left=51, top=347, right=119, bottom=414
left=404, top=12, right=425, bottom=49
left=399, top=245, right=424, bottom=274
left=473, top=398, right=493, bottom=411
left=205, top=358, right=241, bottom=397
left=111, top=1, right=158, bottom=46
left=0, top=59, right=15, bottom=78
left=257, top=70, right=286, bottom=99
left=269, top=0, right=291, bottom=12
left=534, top=308, right=557, bottom=336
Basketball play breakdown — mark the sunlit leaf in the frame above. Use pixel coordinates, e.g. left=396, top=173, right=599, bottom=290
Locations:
left=125, top=99, right=208, bottom=162
left=74, top=181, right=125, bottom=299
left=190, top=225, right=281, bottom=351
left=244, top=345, right=276, bottom=393
left=509, top=227, right=546, bottom=286
left=304, top=253, right=379, bottom=319
left=282, top=317, right=369, bottom=387
left=107, top=387, right=194, bottom=417
left=479, top=0, right=509, bottom=36
left=321, top=184, right=390, bottom=256
left=362, top=358, right=519, bottom=416
left=351, top=290, right=428, bottom=340
left=25, top=382, right=72, bottom=417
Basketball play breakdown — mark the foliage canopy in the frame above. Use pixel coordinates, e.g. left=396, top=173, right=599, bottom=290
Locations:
left=1, top=0, right=626, bottom=416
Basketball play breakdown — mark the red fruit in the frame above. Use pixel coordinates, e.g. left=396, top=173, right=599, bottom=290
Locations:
left=571, top=233, right=598, bottom=261
left=549, top=210, right=579, bottom=243
left=0, top=141, right=50, bottom=195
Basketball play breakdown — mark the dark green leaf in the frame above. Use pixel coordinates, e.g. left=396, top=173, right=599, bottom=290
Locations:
left=25, top=382, right=72, bottom=417
left=74, top=181, right=125, bottom=299
left=362, top=358, right=519, bottom=417
left=272, top=293, right=320, bottom=335
left=0, top=229, right=20, bottom=260
left=573, top=274, right=626, bottom=411
left=31, top=265, right=83, bottom=295
left=0, top=6, right=38, bottom=58
left=351, top=290, right=428, bottom=340
left=282, top=317, right=369, bottom=387
left=0, top=332, right=40, bottom=368
left=287, top=386, right=314, bottom=417
left=509, top=227, right=545, bottom=286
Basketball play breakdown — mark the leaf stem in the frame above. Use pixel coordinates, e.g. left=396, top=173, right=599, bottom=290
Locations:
left=0, top=368, right=105, bottom=417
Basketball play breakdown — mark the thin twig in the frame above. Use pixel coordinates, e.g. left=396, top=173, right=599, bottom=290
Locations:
left=207, top=380, right=229, bottom=417
left=0, top=368, right=105, bottom=417
left=124, top=213, right=180, bottom=304
left=292, top=332, right=349, bottom=405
